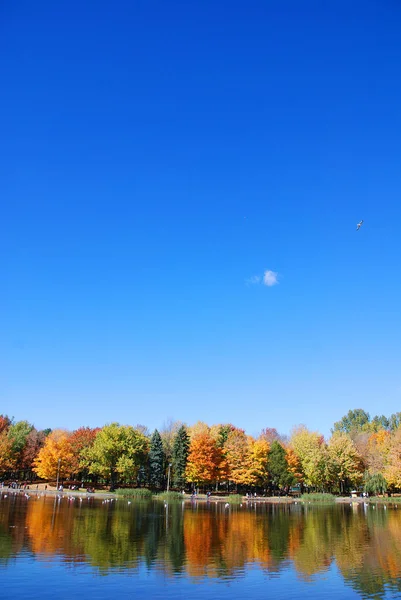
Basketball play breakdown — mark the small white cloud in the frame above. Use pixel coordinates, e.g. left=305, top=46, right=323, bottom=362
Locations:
left=263, top=270, right=278, bottom=287
left=246, top=275, right=261, bottom=285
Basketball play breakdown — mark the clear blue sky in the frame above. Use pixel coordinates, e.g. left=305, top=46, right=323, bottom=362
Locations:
left=1, top=1, right=400, bottom=438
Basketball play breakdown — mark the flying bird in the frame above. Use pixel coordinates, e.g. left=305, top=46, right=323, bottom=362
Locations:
left=356, top=220, right=364, bottom=231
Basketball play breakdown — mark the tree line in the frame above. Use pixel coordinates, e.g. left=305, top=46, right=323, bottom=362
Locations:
left=1, top=408, right=401, bottom=494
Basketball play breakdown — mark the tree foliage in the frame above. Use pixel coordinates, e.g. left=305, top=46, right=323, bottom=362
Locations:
left=69, top=427, right=100, bottom=477
left=364, top=473, right=387, bottom=495
left=33, top=430, right=74, bottom=480
left=185, top=430, right=222, bottom=485
left=333, top=409, right=371, bottom=435
left=326, top=432, right=363, bottom=492
left=82, top=423, right=149, bottom=486
left=290, top=426, right=327, bottom=489
left=148, top=429, right=165, bottom=488
left=172, top=425, right=190, bottom=489
left=224, top=429, right=252, bottom=486
left=267, top=441, right=294, bottom=491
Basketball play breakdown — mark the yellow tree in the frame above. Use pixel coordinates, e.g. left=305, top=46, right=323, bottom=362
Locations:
left=327, top=431, right=364, bottom=493
left=248, top=438, right=270, bottom=487
left=224, top=429, right=252, bottom=487
left=33, top=429, right=74, bottom=480
left=185, top=430, right=222, bottom=487
left=0, top=431, right=16, bottom=474
left=366, top=429, right=391, bottom=475
left=290, top=426, right=328, bottom=490
left=384, top=427, right=401, bottom=488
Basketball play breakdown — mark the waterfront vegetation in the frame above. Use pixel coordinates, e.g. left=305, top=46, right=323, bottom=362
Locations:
left=1, top=408, right=401, bottom=498
left=115, top=488, right=152, bottom=499
left=226, top=493, right=242, bottom=504
left=301, top=492, right=336, bottom=503
left=156, top=491, right=183, bottom=502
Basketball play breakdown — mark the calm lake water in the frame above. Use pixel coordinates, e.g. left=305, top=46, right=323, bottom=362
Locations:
left=1, top=492, right=401, bottom=599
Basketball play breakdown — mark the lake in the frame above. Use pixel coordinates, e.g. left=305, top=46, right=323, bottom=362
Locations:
left=1, top=492, right=401, bottom=599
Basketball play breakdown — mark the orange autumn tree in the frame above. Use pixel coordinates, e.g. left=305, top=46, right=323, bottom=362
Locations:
left=185, top=429, right=222, bottom=488
left=286, top=447, right=303, bottom=485
left=33, top=429, right=74, bottom=480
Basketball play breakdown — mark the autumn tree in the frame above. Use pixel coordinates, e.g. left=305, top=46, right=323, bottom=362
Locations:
left=248, top=438, right=270, bottom=488
left=69, top=427, right=100, bottom=478
left=148, top=429, right=165, bottom=488
left=290, top=426, right=328, bottom=490
left=384, top=427, right=401, bottom=489
left=20, top=429, right=47, bottom=475
left=185, top=430, right=222, bottom=488
left=172, top=425, right=190, bottom=489
left=210, top=423, right=236, bottom=448
left=286, top=447, right=303, bottom=485
left=327, top=432, right=364, bottom=493
left=82, top=423, right=149, bottom=487
left=260, top=427, right=282, bottom=444
left=224, top=428, right=252, bottom=487
left=0, top=430, right=16, bottom=474
left=33, top=430, right=74, bottom=481
left=0, top=415, right=12, bottom=435
left=159, top=419, right=182, bottom=464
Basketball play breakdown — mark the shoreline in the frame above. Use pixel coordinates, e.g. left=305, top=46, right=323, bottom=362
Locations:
left=0, top=487, right=387, bottom=504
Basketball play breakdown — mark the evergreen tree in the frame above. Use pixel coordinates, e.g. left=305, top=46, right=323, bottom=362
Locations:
left=267, top=441, right=294, bottom=492
left=172, top=425, right=189, bottom=489
left=148, top=429, right=165, bottom=489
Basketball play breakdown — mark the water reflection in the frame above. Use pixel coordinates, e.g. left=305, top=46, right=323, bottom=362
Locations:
left=1, top=494, right=401, bottom=598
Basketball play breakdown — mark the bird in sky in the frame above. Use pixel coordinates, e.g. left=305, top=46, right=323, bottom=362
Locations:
left=356, top=220, right=364, bottom=231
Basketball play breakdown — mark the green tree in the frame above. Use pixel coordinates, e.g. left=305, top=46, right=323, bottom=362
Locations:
left=83, top=423, right=149, bottom=488
left=267, top=441, right=295, bottom=492
left=172, top=425, right=189, bottom=489
left=370, top=415, right=390, bottom=431
left=148, top=429, right=165, bottom=489
left=8, top=421, right=33, bottom=454
left=7, top=420, right=34, bottom=471
left=333, top=409, right=370, bottom=435
left=388, top=412, right=401, bottom=431
left=364, top=473, right=387, bottom=495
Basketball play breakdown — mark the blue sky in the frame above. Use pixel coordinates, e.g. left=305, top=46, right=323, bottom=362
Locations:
left=1, top=1, right=400, bottom=438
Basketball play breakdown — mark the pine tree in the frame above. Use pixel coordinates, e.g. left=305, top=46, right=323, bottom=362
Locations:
left=148, top=429, right=165, bottom=489
left=172, top=425, right=189, bottom=489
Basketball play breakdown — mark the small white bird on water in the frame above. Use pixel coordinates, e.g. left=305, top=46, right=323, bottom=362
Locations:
left=356, top=220, right=364, bottom=231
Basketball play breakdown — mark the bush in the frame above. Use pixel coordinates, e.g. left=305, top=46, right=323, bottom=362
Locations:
left=115, top=488, right=152, bottom=499
left=301, top=493, right=335, bottom=504
left=369, top=496, right=401, bottom=504
left=156, top=491, right=183, bottom=502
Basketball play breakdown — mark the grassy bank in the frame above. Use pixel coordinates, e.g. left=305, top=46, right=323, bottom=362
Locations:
left=301, top=493, right=336, bottom=504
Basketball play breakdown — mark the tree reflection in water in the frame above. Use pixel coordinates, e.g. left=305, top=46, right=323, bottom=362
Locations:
left=1, top=495, right=401, bottom=597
